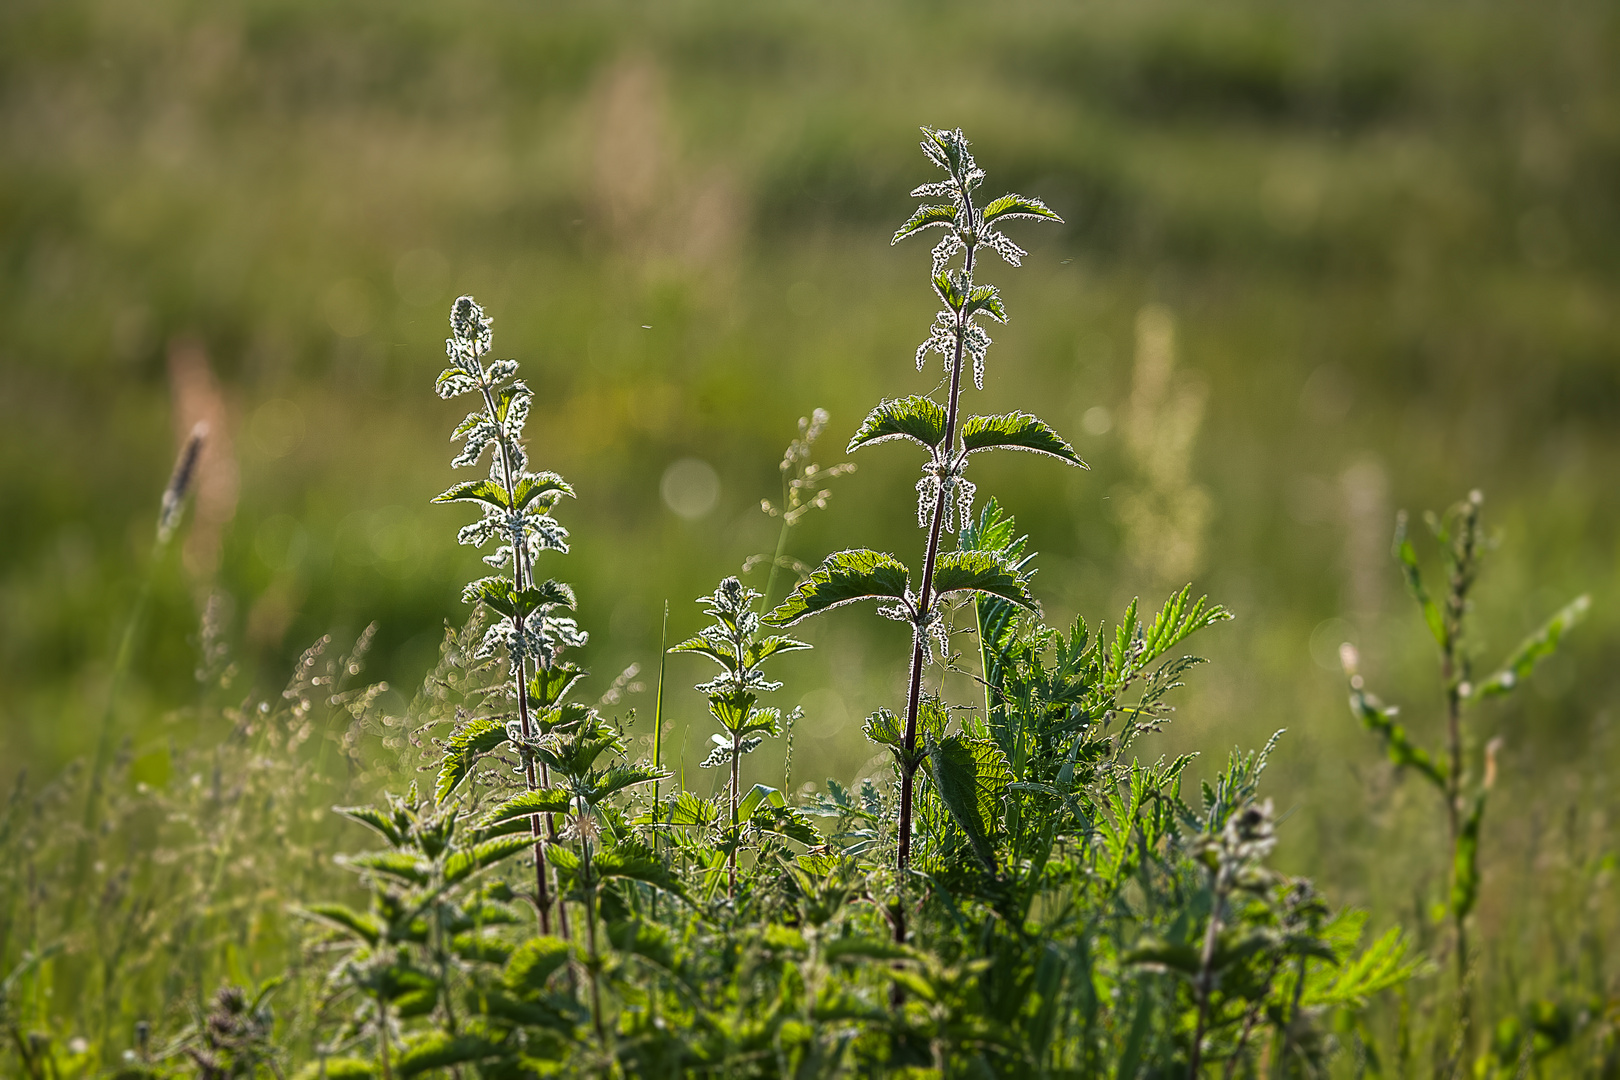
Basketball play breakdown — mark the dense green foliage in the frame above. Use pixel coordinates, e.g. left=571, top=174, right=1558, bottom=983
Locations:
left=2, top=0, right=1618, bottom=1076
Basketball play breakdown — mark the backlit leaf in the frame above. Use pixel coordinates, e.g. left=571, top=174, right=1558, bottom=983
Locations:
left=767, top=549, right=912, bottom=625
left=961, top=412, right=1086, bottom=467
left=847, top=397, right=947, bottom=453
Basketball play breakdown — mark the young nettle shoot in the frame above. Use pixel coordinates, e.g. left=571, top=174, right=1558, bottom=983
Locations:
left=674, top=577, right=809, bottom=895
left=768, top=129, right=1085, bottom=920
left=431, top=295, right=586, bottom=937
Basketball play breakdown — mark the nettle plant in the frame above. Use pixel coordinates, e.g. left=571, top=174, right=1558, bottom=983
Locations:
left=277, top=132, right=1425, bottom=1080
left=767, top=128, right=1086, bottom=927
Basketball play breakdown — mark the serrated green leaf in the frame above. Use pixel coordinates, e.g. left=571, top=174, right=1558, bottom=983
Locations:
left=667, top=790, right=720, bottom=828
left=529, top=662, right=585, bottom=709
left=436, top=718, right=509, bottom=803
left=433, top=479, right=509, bottom=509
left=396, top=1032, right=505, bottom=1077
left=333, top=804, right=405, bottom=847
left=299, top=903, right=382, bottom=946
left=961, top=412, right=1086, bottom=466
left=961, top=284, right=1007, bottom=322
left=847, top=396, right=947, bottom=453
left=767, top=549, right=912, bottom=625
left=892, top=203, right=958, bottom=244
left=594, top=842, right=685, bottom=897
left=981, top=193, right=1063, bottom=225
left=512, top=471, right=574, bottom=509
left=593, top=765, right=666, bottom=801
left=931, top=549, right=1036, bottom=609
left=746, top=635, right=812, bottom=666
left=445, top=835, right=533, bottom=885
left=504, top=937, right=572, bottom=997
left=863, top=707, right=903, bottom=747
left=482, top=788, right=573, bottom=829
left=825, top=937, right=920, bottom=963
left=925, top=735, right=1012, bottom=872
left=1473, top=594, right=1591, bottom=699
left=341, top=852, right=431, bottom=886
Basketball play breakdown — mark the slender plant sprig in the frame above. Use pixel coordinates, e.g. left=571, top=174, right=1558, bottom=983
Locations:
left=1339, top=490, right=1590, bottom=1050
left=673, top=577, right=809, bottom=896
left=476, top=706, right=666, bottom=1049
left=433, top=295, right=586, bottom=937
left=746, top=408, right=855, bottom=611
left=767, top=129, right=1083, bottom=916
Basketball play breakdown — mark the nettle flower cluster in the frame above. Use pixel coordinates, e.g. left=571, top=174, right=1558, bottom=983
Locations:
left=435, top=297, right=585, bottom=673
left=432, top=294, right=587, bottom=937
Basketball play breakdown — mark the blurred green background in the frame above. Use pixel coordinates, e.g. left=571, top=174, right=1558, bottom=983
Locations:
left=2, top=0, right=1616, bottom=975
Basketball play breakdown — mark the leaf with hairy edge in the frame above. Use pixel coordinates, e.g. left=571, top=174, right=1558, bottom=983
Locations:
left=300, top=903, right=382, bottom=946
left=847, top=397, right=947, bottom=453
left=981, top=193, right=1063, bottom=225
left=892, top=204, right=959, bottom=244
left=931, top=550, right=1036, bottom=609
left=593, top=765, right=666, bottom=801
left=444, top=836, right=533, bottom=885
left=767, top=550, right=912, bottom=625
left=924, top=735, right=1012, bottom=872
left=745, top=636, right=812, bottom=666
left=1473, top=594, right=1591, bottom=699
left=395, top=1032, right=506, bottom=1078
left=512, top=472, right=574, bottom=510
left=334, top=804, right=405, bottom=846
left=667, top=791, right=720, bottom=827
left=436, top=718, right=509, bottom=803
left=482, top=788, right=573, bottom=829
left=668, top=636, right=735, bottom=668
left=961, top=413, right=1087, bottom=467
left=461, top=578, right=575, bottom=618
left=433, top=479, right=509, bottom=509
left=863, top=708, right=904, bottom=748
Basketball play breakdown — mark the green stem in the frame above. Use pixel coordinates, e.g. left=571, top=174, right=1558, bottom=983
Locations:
left=896, top=182, right=977, bottom=890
